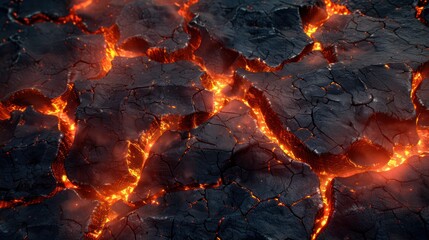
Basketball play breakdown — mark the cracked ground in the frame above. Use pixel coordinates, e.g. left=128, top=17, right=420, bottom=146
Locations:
left=0, top=0, right=429, bottom=239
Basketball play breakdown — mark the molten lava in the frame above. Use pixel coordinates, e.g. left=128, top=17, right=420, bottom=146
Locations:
left=100, top=25, right=119, bottom=74
left=311, top=175, right=333, bottom=240
left=312, top=42, right=322, bottom=51
left=416, top=0, right=428, bottom=22
left=304, top=0, right=350, bottom=38
left=324, top=0, right=350, bottom=17
left=71, top=0, right=94, bottom=12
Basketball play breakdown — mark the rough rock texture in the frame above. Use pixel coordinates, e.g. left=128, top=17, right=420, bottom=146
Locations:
left=11, top=0, right=72, bottom=18
left=0, top=190, right=98, bottom=239
left=74, top=0, right=132, bottom=32
left=318, top=155, right=429, bottom=240
left=332, top=0, right=417, bottom=18
left=65, top=57, right=214, bottom=194
left=116, top=0, right=191, bottom=56
left=0, top=22, right=105, bottom=101
left=238, top=60, right=418, bottom=173
left=416, top=62, right=429, bottom=127
left=0, top=108, right=61, bottom=201
left=314, top=13, right=429, bottom=70
left=423, top=5, right=429, bottom=24
left=102, top=101, right=322, bottom=239
left=0, top=3, right=21, bottom=40
left=189, top=0, right=324, bottom=72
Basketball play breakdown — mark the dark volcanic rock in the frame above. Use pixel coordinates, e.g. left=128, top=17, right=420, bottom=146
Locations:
left=65, top=57, right=214, bottom=194
left=332, top=0, right=416, bottom=18
left=189, top=0, right=324, bottom=72
left=74, top=0, right=132, bottom=32
left=116, top=0, right=191, bottom=57
left=0, top=22, right=105, bottom=101
left=104, top=187, right=319, bottom=240
left=314, top=13, right=429, bottom=69
left=235, top=51, right=329, bottom=82
left=132, top=100, right=319, bottom=197
left=0, top=3, right=22, bottom=41
left=11, top=0, right=72, bottom=18
left=318, top=155, right=429, bottom=240
left=238, top=61, right=418, bottom=173
left=417, top=80, right=429, bottom=114
left=424, top=5, right=429, bottom=24
left=0, top=189, right=98, bottom=239
left=0, top=107, right=61, bottom=201
left=416, top=62, right=429, bottom=127
left=102, top=100, right=322, bottom=239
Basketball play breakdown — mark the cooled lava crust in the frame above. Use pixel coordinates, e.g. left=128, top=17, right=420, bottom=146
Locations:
left=1, top=0, right=429, bottom=239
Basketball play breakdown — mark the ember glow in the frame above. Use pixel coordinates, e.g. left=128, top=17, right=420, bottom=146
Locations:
left=100, top=25, right=119, bottom=74
left=43, top=84, right=77, bottom=141
left=416, top=0, right=428, bottom=23
left=324, top=0, right=350, bottom=17
left=304, top=0, right=350, bottom=38
left=1, top=0, right=429, bottom=239
left=71, top=0, right=94, bottom=11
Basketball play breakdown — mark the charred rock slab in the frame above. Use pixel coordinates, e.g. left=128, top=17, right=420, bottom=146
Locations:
left=424, top=5, right=429, bottom=24
left=102, top=100, right=322, bottom=239
left=74, top=0, right=132, bottom=32
left=66, top=57, right=214, bottom=194
left=1, top=2, right=24, bottom=40
left=416, top=62, right=429, bottom=127
left=314, top=13, right=429, bottom=70
left=318, top=155, right=429, bottom=240
left=238, top=60, right=417, bottom=173
left=189, top=0, right=324, bottom=72
left=0, top=190, right=98, bottom=240
left=116, top=0, right=191, bottom=58
left=10, top=0, right=72, bottom=19
left=332, top=0, right=417, bottom=19
left=0, top=22, right=105, bottom=101
left=0, top=107, right=61, bottom=201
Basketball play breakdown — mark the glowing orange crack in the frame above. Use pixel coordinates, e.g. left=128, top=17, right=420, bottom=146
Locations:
left=310, top=68, right=429, bottom=239
left=312, top=42, right=322, bottom=51
left=43, top=84, right=77, bottom=141
left=304, top=0, right=350, bottom=38
left=0, top=84, right=78, bottom=192
left=311, top=175, right=333, bottom=240
left=12, top=0, right=119, bottom=77
left=177, top=0, right=200, bottom=22
left=99, top=25, right=119, bottom=74
left=416, top=0, right=428, bottom=22
left=71, top=0, right=94, bottom=12
left=412, top=71, right=423, bottom=99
